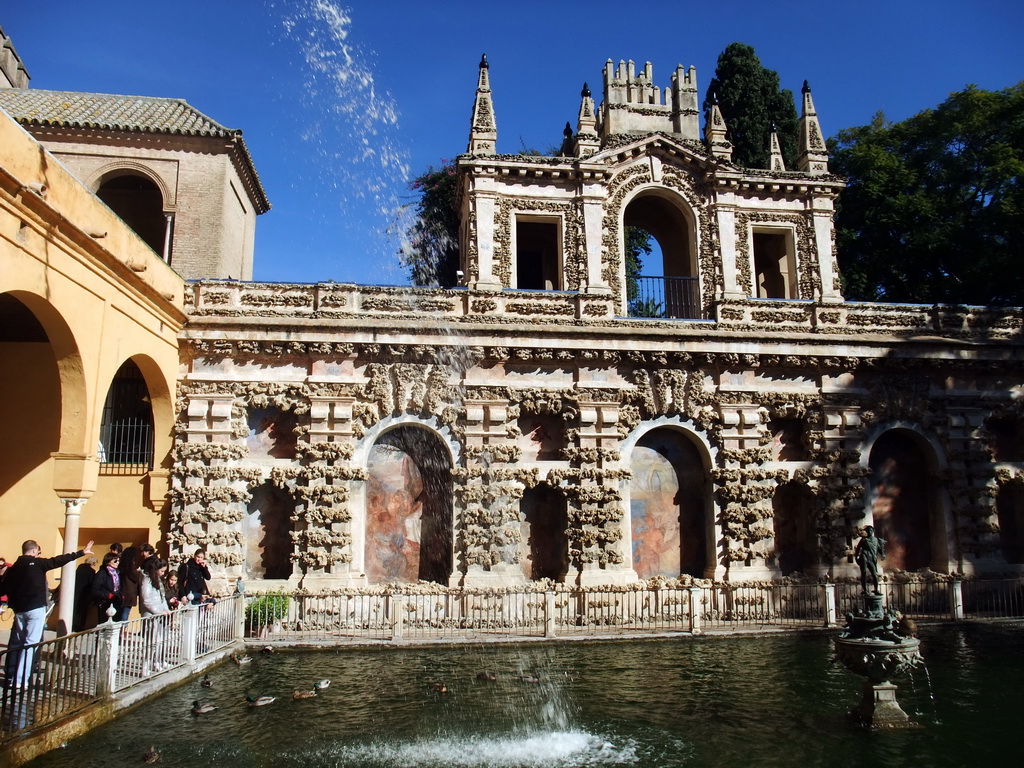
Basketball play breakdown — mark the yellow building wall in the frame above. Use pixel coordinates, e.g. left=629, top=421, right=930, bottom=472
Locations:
left=0, top=111, right=187, bottom=630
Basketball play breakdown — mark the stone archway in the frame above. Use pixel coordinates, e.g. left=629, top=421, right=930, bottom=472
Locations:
left=365, top=425, right=453, bottom=584
left=622, top=189, right=699, bottom=319
left=867, top=429, right=940, bottom=572
left=629, top=427, right=710, bottom=579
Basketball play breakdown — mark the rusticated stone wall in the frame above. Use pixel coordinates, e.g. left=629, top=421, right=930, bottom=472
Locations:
left=175, top=282, right=1024, bottom=591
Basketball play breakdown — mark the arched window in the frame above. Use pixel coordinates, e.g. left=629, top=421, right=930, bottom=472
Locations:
left=622, top=192, right=699, bottom=319
left=96, top=173, right=167, bottom=257
left=98, top=360, right=153, bottom=473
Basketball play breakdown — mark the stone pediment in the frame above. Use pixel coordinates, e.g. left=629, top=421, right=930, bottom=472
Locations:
left=584, top=132, right=721, bottom=175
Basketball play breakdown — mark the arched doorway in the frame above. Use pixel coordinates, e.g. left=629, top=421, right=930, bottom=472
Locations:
left=365, top=426, right=452, bottom=584
left=773, top=481, right=817, bottom=575
left=245, top=481, right=295, bottom=579
left=519, top=484, right=569, bottom=581
left=622, top=191, right=698, bottom=319
left=96, top=173, right=166, bottom=256
left=867, top=430, right=938, bottom=572
left=629, top=427, right=709, bottom=578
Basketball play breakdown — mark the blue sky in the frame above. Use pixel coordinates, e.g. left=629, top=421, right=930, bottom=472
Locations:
left=4, top=1, right=1022, bottom=286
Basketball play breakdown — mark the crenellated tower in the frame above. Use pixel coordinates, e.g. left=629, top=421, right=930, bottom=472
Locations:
left=599, top=59, right=700, bottom=140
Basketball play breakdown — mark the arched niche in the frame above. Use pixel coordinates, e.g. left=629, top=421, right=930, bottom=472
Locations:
left=518, top=483, right=569, bottom=582
left=628, top=425, right=711, bottom=579
left=245, top=481, right=295, bottom=580
left=95, top=171, right=167, bottom=256
left=995, top=480, right=1024, bottom=565
left=865, top=427, right=947, bottom=572
left=364, top=425, right=453, bottom=584
left=772, top=481, right=818, bottom=575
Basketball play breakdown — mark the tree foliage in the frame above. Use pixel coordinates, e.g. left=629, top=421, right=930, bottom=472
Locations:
left=399, top=159, right=460, bottom=287
left=703, top=43, right=798, bottom=170
left=832, top=83, right=1024, bottom=305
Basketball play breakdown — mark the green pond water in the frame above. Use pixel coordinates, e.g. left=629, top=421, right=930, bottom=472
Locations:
left=24, top=622, right=1024, bottom=768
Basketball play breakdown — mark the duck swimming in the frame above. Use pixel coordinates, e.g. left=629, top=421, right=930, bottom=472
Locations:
left=143, top=745, right=160, bottom=763
left=232, top=653, right=253, bottom=665
left=191, top=700, right=217, bottom=714
left=292, top=689, right=317, bottom=699
left=432, top=682, right=448, bottom=693
left=475, top=671, right=497, bottom=681
left=314, top=679, right=331, bottom=690
left=246, top=695, right=275, bottom=707
left=200, top=674, right=213, bottom=687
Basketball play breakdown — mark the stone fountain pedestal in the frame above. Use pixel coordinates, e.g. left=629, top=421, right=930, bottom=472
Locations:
left=834, top=593, right=923, bottom=729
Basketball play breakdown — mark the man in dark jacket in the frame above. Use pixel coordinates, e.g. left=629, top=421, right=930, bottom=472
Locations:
left=178, top=548, right=212, bottom=604
left=1, top=538, right=93, bottom=688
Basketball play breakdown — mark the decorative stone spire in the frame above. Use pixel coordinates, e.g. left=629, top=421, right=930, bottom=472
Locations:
left=796, top=80, right=828, bottom=174
left=768, top=123, right=786, bottom=172
left=574, top=82, right=600, bottom=157
left=467, top=54, right=497, bottom=155
left=704, top=92, right=733, bottom=162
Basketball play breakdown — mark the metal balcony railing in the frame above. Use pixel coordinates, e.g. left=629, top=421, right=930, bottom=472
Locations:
left=628, top=275, right=702, bottom=319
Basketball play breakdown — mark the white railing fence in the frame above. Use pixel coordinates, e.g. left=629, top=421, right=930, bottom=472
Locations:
left=243, top=576, right=1024, bottom=644
left=1, top=595, right=240, bottom=740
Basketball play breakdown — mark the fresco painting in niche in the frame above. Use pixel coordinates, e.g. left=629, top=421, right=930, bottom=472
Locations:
left=630, top=447, right=681, bottom=579
left=868, top=430, right=932, bottom=572
left=366, top=445, right=423, bottom=583
left=246, top=408, right=298, bottom=459
left=630, top=430, right=708, bottom=579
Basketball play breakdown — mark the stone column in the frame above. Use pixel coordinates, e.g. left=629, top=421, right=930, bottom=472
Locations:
left=580, top=183, right=611, bottom=295
left=470, top=191, right=503, bottom=291
left=57, top=497, right=88, bottom=635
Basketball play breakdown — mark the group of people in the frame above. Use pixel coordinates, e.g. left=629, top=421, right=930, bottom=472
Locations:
left=73, top=544, right=215, bottom=628
left=1, top=539, right=214, bottom=689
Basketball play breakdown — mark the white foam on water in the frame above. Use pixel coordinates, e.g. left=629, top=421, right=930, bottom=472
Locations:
left=335, top=730, right=640, bottom=767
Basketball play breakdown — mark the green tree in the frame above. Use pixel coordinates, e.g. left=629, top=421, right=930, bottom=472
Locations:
left=703, top=43, right=798, bottom=169
left=399, top=159, right=460, bottom=287
left=831, top=83, right=1024, bottom=305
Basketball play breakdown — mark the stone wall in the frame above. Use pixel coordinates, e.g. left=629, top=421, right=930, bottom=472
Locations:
left=175, top=281, right=1024, bottom=591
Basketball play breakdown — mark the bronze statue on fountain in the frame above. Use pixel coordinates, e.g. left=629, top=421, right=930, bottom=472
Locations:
left=834, top=525, right=924, bottom=728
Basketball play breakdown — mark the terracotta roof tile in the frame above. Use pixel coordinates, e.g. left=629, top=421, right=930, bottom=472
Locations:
left=0, top=88, right=235, bottom=136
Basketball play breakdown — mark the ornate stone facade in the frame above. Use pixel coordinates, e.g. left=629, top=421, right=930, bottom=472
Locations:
left=172, top=57, right=1024, bottom=590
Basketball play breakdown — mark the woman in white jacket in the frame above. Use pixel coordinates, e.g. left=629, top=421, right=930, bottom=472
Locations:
left=139, top=557, right=171, bottom=673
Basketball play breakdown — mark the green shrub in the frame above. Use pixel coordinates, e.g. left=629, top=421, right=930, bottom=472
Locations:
left=246, top=592, right=290, bottom=626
